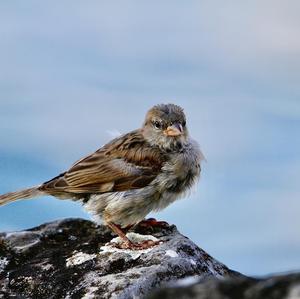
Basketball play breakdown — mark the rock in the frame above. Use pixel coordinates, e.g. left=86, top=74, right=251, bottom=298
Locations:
left=148, top=272, right=300, bottom=299
left=0, top=218, right=238, bottom=298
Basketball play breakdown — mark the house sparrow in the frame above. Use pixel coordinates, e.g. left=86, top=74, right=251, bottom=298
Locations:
left=0, top=104, right=204, bottom=249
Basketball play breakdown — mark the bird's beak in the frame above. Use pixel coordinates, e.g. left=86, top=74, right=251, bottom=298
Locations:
left=164, top=123, right=183, bottom=136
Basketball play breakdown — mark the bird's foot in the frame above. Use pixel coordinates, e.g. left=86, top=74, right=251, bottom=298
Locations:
left=138, top=218, right=169, bottom=228
left=113, top=239, right=163, bottom=250
left=107, top=221, right=163, bottom=250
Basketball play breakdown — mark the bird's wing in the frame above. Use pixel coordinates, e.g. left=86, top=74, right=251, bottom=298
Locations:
left=40, top=130, right=166, bottom=194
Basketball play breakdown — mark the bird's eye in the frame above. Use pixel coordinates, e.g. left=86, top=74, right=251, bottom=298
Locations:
left=182, top=120, right=186, bottom=127
left=153, top=121, right=162, bottom=129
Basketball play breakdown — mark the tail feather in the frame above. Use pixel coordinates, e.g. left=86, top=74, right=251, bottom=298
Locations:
left=0, top=187, right=43, bottom=206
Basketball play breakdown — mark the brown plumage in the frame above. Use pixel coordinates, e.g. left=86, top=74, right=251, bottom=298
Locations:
left=40, top=130, right=166, bottom=196
left=0, top=104, right=204, bottom=249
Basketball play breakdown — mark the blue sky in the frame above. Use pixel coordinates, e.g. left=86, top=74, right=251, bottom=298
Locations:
left=0, top=1, right=299, bottom=276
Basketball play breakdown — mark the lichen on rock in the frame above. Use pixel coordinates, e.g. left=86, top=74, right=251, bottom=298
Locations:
left=0, top=218, right=238, bottom=298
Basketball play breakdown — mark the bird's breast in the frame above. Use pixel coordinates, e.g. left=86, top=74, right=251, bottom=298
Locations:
left=157, top=140, right=202, bottom=195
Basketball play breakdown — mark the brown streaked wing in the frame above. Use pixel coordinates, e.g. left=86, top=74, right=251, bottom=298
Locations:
left=41, top=130, right=166, bottom=194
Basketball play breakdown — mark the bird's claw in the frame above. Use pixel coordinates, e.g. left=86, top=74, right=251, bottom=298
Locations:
left=138, top=218, right=169, bottom=228
left=112, top=239, right=163, bottom=250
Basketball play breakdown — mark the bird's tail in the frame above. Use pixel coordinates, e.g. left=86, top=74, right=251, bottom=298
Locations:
left=0, top=187, right=43, bottom=206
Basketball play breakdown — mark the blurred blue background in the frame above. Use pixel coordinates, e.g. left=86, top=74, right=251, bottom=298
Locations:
left=0, top=1, right=299, bottom=276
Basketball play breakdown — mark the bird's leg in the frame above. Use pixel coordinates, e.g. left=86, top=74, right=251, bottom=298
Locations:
left=138, top=217, right=169, bottom=228
left=107, top=222, right=161, bottom=250
left=107, top=222, right=132, bottom=247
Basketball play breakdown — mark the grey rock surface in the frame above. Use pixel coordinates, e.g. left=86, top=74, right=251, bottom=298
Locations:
left=148, top=272, right=300, bottom=299
left=0, top=218, right=238, bottom=299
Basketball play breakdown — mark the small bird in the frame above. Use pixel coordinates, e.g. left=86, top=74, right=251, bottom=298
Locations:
left=0, top=104, right=204, bottom=249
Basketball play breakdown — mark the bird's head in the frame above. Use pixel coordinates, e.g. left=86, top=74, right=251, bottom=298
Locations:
left=142, top=103, right=188, bottom=152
